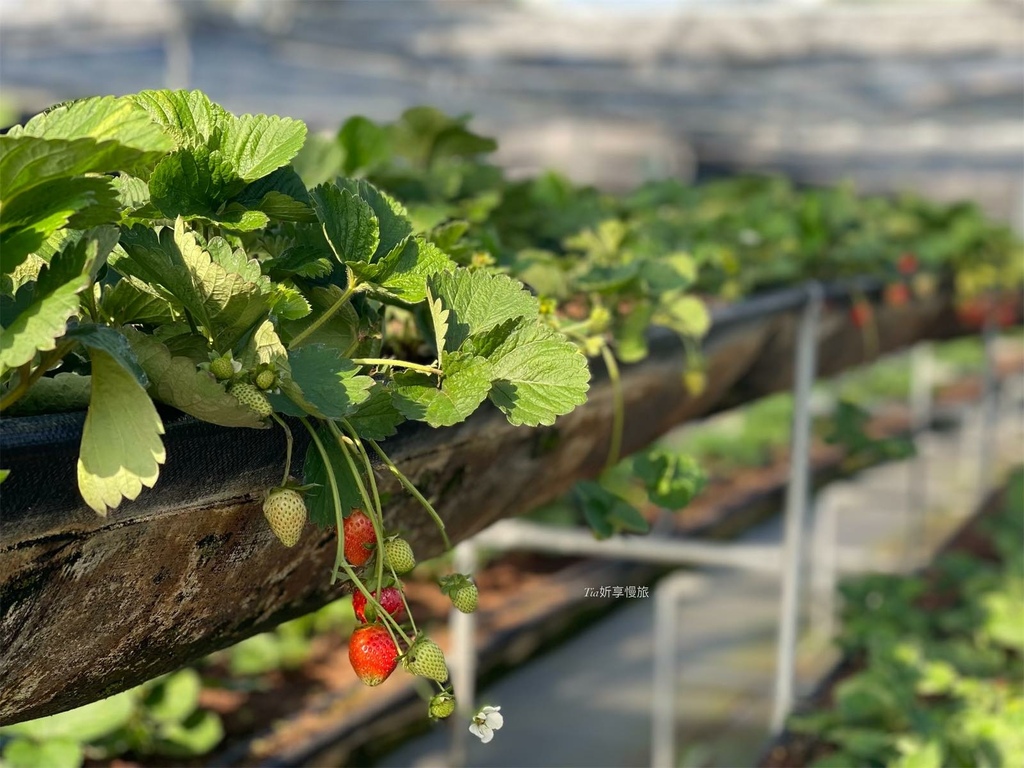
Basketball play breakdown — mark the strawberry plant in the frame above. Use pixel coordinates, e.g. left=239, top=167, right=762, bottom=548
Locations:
left=783, top=471, right=1024, bottom=767
left=0, top=90, right=592, bottom=721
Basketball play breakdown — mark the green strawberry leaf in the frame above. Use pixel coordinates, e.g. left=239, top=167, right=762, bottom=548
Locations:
left=0, top=135, right=162, bottom=201
left=278, top=285, right=359, bottom=353
left=77, top=347, right=166, bottom=515
left=291, top=132, right=345, bottom=188
left=219, top=112, right=307, bottom=182
left=346, top=383, right=405, bottom=441
left=639, top=252, right=698, bottom=293
left=267, top=284, right=311, bottom=321
left=0, top=691, right=135, bottom=742
left=425, top=281, right=449, bottom=363
left=143, top=669, right=201, bottom=725
left=129, top=89, right=227, bottom=149
left=5, top=372, right=92, bottom=415
left=281, top=344, right=374, bottom=419
left=429, top=269, right=539, bottom=351
left=654, top=295, right=710, bottom=338
left=3, top=739, right=82, bottom=768
left=0, top=175, right=120, bottom=273
left=125, top=327, right=265, bottom=428
left=155, top=710, right=224, bottom=757
left=632, top=448, right=706, bottom=509
left=0, top=227, right=116, bottom=371
left=7, top=94, right=172, bottom=165
left=0, top=277, right=84, bottom=371
left=309, top=182, right=379, bottom=264
left=101, top=280, right=176, bottom=325
left=148, top=147, right=245, bottom=218
left=392, top=351, right=492, bottom=428
left=572, top=481, right=646, bottom=539
left=358, top=237, right=455, bottom=304
left=65, top=324, right=147, bottom=386
left=240, top=319, right=289, bottom=374
left=338, top=178, right=413, bottom=261
left=338, top=115, right=391, bottom=175
left=115, top=218, right=270, bottom=349
left=468, top=318, right=590, bottom=427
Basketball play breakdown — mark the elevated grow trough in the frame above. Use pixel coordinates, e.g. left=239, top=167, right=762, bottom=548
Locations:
left=0, top=281, right=996, bottom=724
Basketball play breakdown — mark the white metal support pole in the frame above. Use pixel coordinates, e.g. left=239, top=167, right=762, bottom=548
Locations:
left=976, top=319, right=999, bottom=504
left=809, top=495, right=839, bottom=641
left=770, top=283, right=823, bottom=735
left=651, top=572, right=707, bottom=768
left=448, top=540, right=479, bottom=768
left=906, top=342, right=934, bottom=564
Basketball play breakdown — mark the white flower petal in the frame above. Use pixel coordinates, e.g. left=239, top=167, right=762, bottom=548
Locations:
left=481, top=706, right=501, bottom=714
left=484, top=711, right=504, bottom=730
left=469, top=723, right=494, bottom=743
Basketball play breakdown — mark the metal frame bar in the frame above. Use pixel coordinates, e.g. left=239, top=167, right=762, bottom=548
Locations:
left=769, top=283, right=823, bottom=734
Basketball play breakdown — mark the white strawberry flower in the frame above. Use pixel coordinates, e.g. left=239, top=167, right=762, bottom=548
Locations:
left=469, top=705, right=503, bottom=744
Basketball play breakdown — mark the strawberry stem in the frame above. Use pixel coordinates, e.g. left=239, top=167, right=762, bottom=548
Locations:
left=336, top=421, right=388, bottom=627
left=326, top=421, right=413, bottom=646
left=350, top=358, right=444, bottom=377
left=269, top=412, right=294, bottom=487
left=287, top=269, right=358, bottom=350
left=599, top=342, right=624, bottom=471
left=301, top=418, right=411, bottom=647
left=368, top=439, right=451, bottom=550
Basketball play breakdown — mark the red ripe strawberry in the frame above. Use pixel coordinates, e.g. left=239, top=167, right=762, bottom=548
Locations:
left=884, top=283, right=910, bottom=308
left=956, top=298, right=988, bottom=329
left=348, top=625, right=398, bottom=687
left=897, top=252, right=919, bottom=275
left=850, top=302, right=873, bottom=329
left=353, top=587, right=405, bottom=624
left=343, top=509, right=376, bottom=567
left=995, top=301, right=1018, bottom=329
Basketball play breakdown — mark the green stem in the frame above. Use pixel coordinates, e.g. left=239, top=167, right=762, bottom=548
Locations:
left=269, top=412, right=294, bottom=486
left=327, top=422, right=412, bottom=646
left=0, top=342, right=77, bottom=413
left=83, top=285, right=100, bottom=323
left=350, top=358, right=444, bottom=378
left=300, top=418, right=345, bottom=583
left=368, top=439, right=451, bottom=551
left=557, top=319, right=593, bottom=336
left=288, top=272, right=358, bottom=350
left=301, top=418, right=411, bottom=647
left=600, top=343, right=625, bottom=470
left=340, top=428, right=420, bottom=636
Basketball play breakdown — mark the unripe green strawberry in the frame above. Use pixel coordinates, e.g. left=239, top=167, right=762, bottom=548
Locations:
left=230, top=382, right=272, bottom=419
left=255, top=369, right=276, bottom=390
left=263, top=488, right=307, bottom=547
left=403, top=637, right=448, bottom=683
left=450, top=582, right=478, bottom=614
left=210, top=356, right=235, bottom=381
left=383, top=538, right=416, bottom=574
left=439, top=574, right=478, bottom=613
left=429, top=692, right=456, bottom=720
